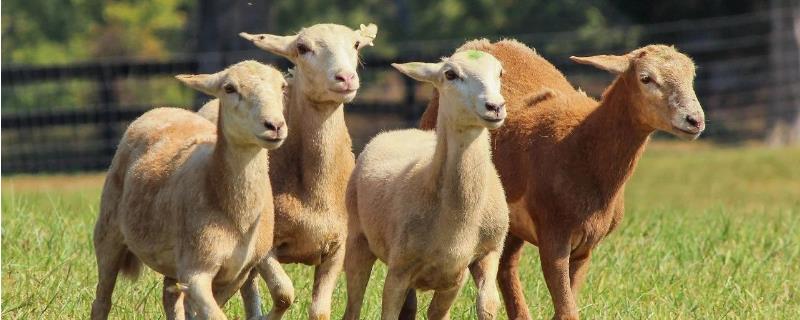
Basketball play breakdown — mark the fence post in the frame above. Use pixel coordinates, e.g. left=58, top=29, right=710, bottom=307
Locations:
left=98, top=65, right=118, bottom=170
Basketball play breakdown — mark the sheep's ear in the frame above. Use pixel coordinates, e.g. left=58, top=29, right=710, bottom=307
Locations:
left=240, top=32, right=297, bottom=60
left=570, top=54, right=630, bottom=74
left=392, top=62, right=442, bottom=84
left=356, top=23, right=378, bottom=49
left=175, top=73, right=220, bottom=96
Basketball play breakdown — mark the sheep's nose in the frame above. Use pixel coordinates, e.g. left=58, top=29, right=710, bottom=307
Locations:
left=334, top=71, right=356, bottom=84
left=685, top=114, right=704, bottom=129
left=485, top=102, right=506, bottom=112
left=264, top=120, right=285, bottom=132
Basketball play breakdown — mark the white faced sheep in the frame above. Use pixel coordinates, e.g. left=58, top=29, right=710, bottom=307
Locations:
left=419, top=40, right=706, bottom=320
left=91, top=60, right=288, bottom=320
left=196, top=23, right=378, bottom=319
left=344, top=50, right=510, bottom=320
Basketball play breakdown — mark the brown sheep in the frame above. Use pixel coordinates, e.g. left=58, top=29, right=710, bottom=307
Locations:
left=91, top=61, right=289, bottom=320
left=418, top=39, right=705, bottom=320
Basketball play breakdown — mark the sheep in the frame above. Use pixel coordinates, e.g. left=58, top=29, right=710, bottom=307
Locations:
left=418, top=40, right=706, bottom=320
left=344, top=50, right=510, bottom=320
left=196, top=23, right=379, bottom=319
left=91, top=60, right=289, bottom=320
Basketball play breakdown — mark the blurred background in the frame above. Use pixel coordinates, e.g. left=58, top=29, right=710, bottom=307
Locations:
left=2, top=0, right=799, bottom=174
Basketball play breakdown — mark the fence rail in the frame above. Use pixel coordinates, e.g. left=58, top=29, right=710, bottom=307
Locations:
left=2, top=9, right=799, bottom=174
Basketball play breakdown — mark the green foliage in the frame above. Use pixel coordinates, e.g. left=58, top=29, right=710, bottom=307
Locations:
left=2, top=145, right=799, bottom=319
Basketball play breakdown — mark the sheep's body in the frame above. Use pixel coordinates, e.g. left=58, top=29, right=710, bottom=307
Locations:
left=352, top=128, right=507, bottom=288
left=92, top=61, right=288, bottom=320
left=345, top=51, right=509, bottom=320
left=196, top=23, right=378, bottom=319
left=419, top=40, right=705, bottom=320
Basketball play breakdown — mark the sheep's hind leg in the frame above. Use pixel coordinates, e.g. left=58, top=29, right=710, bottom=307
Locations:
left=181, top=272, right=226, bottom=320
left=426, top=272, right=468, bottom=320
left=239, top=269, right=264, bottom=320
left=497, top=234, right=531, bottom=320
left=163, top=277, right=187, bottom=320
left=343, top=233, right=377, bottom=320
left=257, top=251, right=294, bottom=320
left=568, top=251, right=592, bottom=299
left=398, top=289, right=417, bottom=320
left=381, top=267, right=413, bottom=320
left=470, top=250, right=502, bottom=320
left=310, top=243, right=345, bottom=320
left=90, top=231, right=129, bottom=320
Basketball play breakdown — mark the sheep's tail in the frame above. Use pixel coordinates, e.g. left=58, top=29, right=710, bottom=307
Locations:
left=118, top=250, right=143, bottom=281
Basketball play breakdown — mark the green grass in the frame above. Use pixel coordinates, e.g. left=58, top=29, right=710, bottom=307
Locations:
left=3, top=143, right=799, bottom=319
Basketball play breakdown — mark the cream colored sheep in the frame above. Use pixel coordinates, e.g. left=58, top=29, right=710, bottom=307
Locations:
left=91, top=60, right=288, bottom=320
left=196, top=23, right=378, bottom=320
left=344, top=50, right=510, bottom=320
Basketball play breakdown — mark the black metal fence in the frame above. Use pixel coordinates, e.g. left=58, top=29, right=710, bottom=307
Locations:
left=2, top=9, right=799, bottom=174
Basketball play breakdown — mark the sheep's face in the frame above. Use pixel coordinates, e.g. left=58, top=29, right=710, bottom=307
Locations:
left=176, top=61, right=288, bottom=149
left=571, top=45, right=705, bottom=140
left=392, top=50, right=506, bottom=129
left=240, top=23, right=378, bottom=106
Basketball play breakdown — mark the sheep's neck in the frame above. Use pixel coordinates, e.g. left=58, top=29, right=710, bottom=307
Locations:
left=429, top=98, right=494, bottom=221
left=277, top=81, right=352, bottom=209
left=578, top=74, right=653, bottom=200
left=208, top=107, right=270, bottom=233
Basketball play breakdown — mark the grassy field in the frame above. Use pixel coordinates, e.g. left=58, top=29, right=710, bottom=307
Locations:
left=2, top=143, right=799, bottom=319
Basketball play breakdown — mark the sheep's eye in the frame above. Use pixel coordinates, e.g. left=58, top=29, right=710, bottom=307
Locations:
left=500, top=70, right=504, bottom=78
left=354, top=41, right=360, bottom=49
left=444, top=70, right=459, bottom=81
left=640, top=75, right=652, bottom=84
left=297, top=43, right=311, bottom=55
left=223, top=84, right=237, bottom=94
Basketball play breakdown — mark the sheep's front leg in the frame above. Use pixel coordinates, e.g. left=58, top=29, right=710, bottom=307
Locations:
left=539, top=231, right=579, bottom=320
left=257, top=251, right=294, bottom=320
left=470, top=250, right=502, bottom=320
left=426, top=271, right=468, bottom=320
left=310, top=244, right=345, bottom=319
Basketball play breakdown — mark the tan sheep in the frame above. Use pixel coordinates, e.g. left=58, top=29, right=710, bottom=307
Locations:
left=196, top=23, right=379, bottom=319
left=344, top=50, right=510, bottom=320
left=419, top=40, right=706, bottom=320
left=91, top=60, right=288, bottom=320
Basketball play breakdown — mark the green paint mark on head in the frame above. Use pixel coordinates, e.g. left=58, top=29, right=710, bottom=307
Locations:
left=466, top=50, right=484, bottom=60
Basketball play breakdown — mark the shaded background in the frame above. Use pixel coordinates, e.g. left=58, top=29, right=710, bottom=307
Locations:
left=2, top=0, right=799, bottom=173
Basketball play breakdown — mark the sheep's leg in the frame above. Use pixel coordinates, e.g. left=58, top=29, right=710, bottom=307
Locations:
left=343, top=233, right=377, bottom=320
left=426, top=271, right=468, bottom=320
left=309, top=244, right=345, bottom=319
left=90, top=237, right=126, bottom=320
left=163, top=277, right=187, bottom=320
left=239, top=269, right=264, bottom=320
left=398, top=289, right=417, bottom=320
left=470, top=250, right=502, bottom=320
left=497, top=234, right=531, bottom=320
left=538, top=232, right=579, bottom=320
left=182, top=272, right=227, bottom=320
left=257, top=251, right=294, bottom=320
left=381, top=267, right=412, bottom=320
left=568, top=252, right=592, bottom=298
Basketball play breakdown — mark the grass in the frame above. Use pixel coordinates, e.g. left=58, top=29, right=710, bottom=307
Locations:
left=2, top=142, right=799, bottom=319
